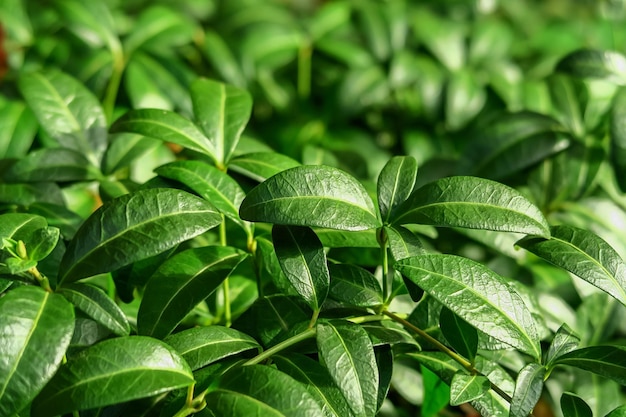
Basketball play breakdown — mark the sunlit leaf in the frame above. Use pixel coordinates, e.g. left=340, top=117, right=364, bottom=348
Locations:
left=377, top=156, right=418, bottom=223
left=553, top=345, right=626, bottom=385
left=449, top=373, right=490, bottom=406
left=510, top=363, right=546, bottom=417
left=556, top=49, right=626, bottom=85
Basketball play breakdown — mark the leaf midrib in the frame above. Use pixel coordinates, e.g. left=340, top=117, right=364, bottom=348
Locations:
left=62, top=288, right=127, bottom=335
left=244, top=195, right=376, bottom=218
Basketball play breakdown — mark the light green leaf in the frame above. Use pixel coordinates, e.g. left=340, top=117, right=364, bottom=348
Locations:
left=190, top=78, right=252, bottom=166
left=165, top=326, right=260, bottom=371
left=4, top=148, right=101, bottom=183
left=449, top=373, right=490, bottom=406
left=58, top=283, right=130, bottom=336
left=123, top=5, right=195, bottom=55
left=421, top=366, right=450, bottom=417
left=396, top=254, right=541, bottom=359
left=384, top=225, right=425, bottom=262
left=273, top=225, right=329, bottom=311
left=561, top=392, right=592, bottom=417
left=55, top=0, right=120, bottom=53
left=510, top=363, right=546, bottom=417
left=315, top=229, right=379, bottom=248
left=606, top=405, right=626, bottom=417
left=59, top=188, right=222, bottom=284
left=316, top=321, right=379, bottom=417
left=548, top=74, right=586, bottom=137
left=138, top=246, right=247, bottom=339
left=0, top=286, right=74, bottom=417
left=556, top=49, right=626, bottom=85
left=546, top=323, right=581, bottom=366
left=553, top=345, right=626, bottom=385
left=377, top=156, right=418, bottom=223
left=201, top=30, right=246, bottom=87
left=439, top=307, right=478, bottom=363
left=517, top=225, right=626, bottom=306
left=229, top=152, right=301, bottom=182
left=328, top=263, right=383, bottom=308
left=446, top=69, right=486, bottom=131
left=391, top=176, right=550, bottom=237
left=611, top=87, right=626, bottom=192
left=31, top=336, right=194, bottom=416
left=102, top=133, right=161, bottom=175
left=240, top=165, right=380, bottom=231
left=0, top=213, right=48, bottom=243
left=0, top=99, right=37, bottom=159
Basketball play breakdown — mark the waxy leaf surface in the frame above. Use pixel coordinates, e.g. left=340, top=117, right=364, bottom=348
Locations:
left=510, top=363, right=546, bottom=417
left=384, top=226, right=424, bottom=261
left=4, top=148, right=100, bottom=183
left=561, top=392, right=593, bottom=417
left=377, top=156, right=418, bottom=222
left=554, top=345, right=626, bottom=385
left=328, top=263, right=383, bottom=308
left=449, top=373, right=490, bottom=406
left=229, top=152, right=301, bottom=182
left=546, top=323, right=580, bottom=366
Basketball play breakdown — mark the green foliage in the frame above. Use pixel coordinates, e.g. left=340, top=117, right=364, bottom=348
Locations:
left=2, top=1, right=626, bottom=416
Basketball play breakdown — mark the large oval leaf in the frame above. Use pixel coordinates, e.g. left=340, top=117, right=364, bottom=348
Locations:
left=240, top=165, right=380, bottom=231
left=4, top=148, right=100, bottom=183
left=0, top=286, right=74, bottom=417
left=59, top=188, right=222, bottom=284
left=0, top=213, right=47, bottom=242
left=138, top=246, right=247, bottom=339
left=553, top=345, right=626, bottom=385
left=396, top=254, right=541, bottom=359
left=31, top=336, right=193, bottom=416
left=377, top=156, right=418, bottom=223
left=391, top=176, right=550, bottom=236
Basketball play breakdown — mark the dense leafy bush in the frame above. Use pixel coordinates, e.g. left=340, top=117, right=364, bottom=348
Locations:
left=1, top=0, right=626, bottom=416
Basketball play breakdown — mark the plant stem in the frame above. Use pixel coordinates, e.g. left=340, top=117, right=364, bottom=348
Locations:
left=244, top=327, right=317, bottom=366
left=308, top=308, right=320, bottom=328
left=29, top=266, right=52, bottom=293
left=379, top=229, right=390, bottom=302
left=103, top=50, right=125, bottom=123
left=297, top=41, right=312, bottom=99
left=218, top=218, right=232, bottom=327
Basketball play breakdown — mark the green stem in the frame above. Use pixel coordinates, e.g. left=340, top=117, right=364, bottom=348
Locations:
left=379, top=229, right=390, bottom=302
left=244, top=327, right=317, bottom=366
left=29, top=266, right=52, bottom=293
left=297, top=41, right=312, bottom=100
left=103, top=50, right=125, bottom=123
left=308, top=308, right=320, bottom=328
left=218, top=218, right=232, bottom=327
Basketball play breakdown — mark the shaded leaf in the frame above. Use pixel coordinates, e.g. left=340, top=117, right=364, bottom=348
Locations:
left=556, top=49, right=626, bottom=85
left=384, top=226, right=424, bottom=261
left=546, top=323, right=581, bottom=366
left=449, top=373, right=490, bottom=406
left=560, top=392, right=592, bottom=417
left=439, top=307, right=478, bottom=363
left=510, top=363, right=546, bottom=417
left=55, top=0, right=120, bottom=53
left=4, top=147, right=100, bottom=183
left=123, top=5, right=195, bottom=55
left=229, top=151, right=301, bottom=182
left=204, top=390, right=285, bottom=417
left=103, top=133, right=160, bottom=175
left=0, top=100, right=37, bottom=159
left=606, top=405, right=626, bottom=417
left=421, top=366, right=450, bottom=417
left=328, top=263, right=382, bottom=308
left=377, top=155, right=418, bottom=223
left=553, top=345, right=626, bottom=385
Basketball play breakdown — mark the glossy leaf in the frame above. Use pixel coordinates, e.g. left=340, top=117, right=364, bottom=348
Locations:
left=0, top=183, right=64, bottom=207
left=517, top=225, right=626, bottom=306
left=274, top=353, right=354, bottom=417
left=384, top=226, right=424, bottom=261
left=123, top=5, right=195, bottom=55
left=377, top=155, right=418, bottom=223
left=449, top=373, right=490, bottom=406
left=328, top=263, right=383, bottom=308
left=110, top=109, right=216, bottom=161
left=229, top=151, right=301, bottom=182
left=204, top=390, right=285, bottom=416
left=273, top=225, right=329, bottom=311
left=0, top=213, right=47, bottom=242
left=0, top=286, right=74, bottom=417
left=510, top=363, right=546, bottom=417
left=190, top=78, right=252, bottom=165
left=23, top=227, right=59, bottom=262
left=240, top=165, right=380, bottom=231
left=546, top=323, right=581, bottom=366
left=553, top=345, right=626, bottom=385
left=396, top=254, right=541, bottom=359
left=391, top=176, right=550, bottom=237
left=556, top=49, right=626, bottom=85
left=561, top=392, right=592, bottom=417
left=0, top=100, right=37, bottom=159
left=362, top=321, right=419, bottom=348
left=138, top=246, right=246, bottom=339
left=316, top=321, right=379, bottom=417
left=4, top=147, right=100, bottom=183
left=165, top=325, right=260, bottom=371
left=316, top=229, right=379, bottom=248
left=18, top=70, right=107, bottom=166
left=58, top=283, right=130, bottom=336
left=201, top=29, right=246, bottom=87
left=59, top=188, right=222, bottom=284
left=606, top=405, right=626, bottom=417
left=31, top=336, right=194, bottom=416
left=439, top=307, right=478, bottom=363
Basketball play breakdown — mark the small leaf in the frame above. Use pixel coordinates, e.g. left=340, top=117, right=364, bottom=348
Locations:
left=200, top=30, right=246, bottom=87
left=59, top=188, right=222, bottom=284
left=328, top=263, right=383, bottom=308
left=384, top=226, right=424, bottom=261
left=606, top=405, right=626, bottom=417
left=0, top=286, right=74, bottom=417
left=138, top=246, right=247, bottom=339
left=449, top=373, right=490, bottom=406
left=123, top=5, right=195, bottom=55
left=391, top=176, right=550, bottom=237
left=0, top=100, right=37, bottom=159
left=517, top=225, right=626, bottom=306
left=439, top=307, right=478, bottom=363
left=396, top=254, right=541, bottom=359
left=58, top=283, right=130, bottom=336
left=273, top=225, right=329, bottom=311
left=103, top=133, right=160, bottom=175
left=204, top=390, right=284, bottom=416
left=240, top=165, right=380, bottom=231
left=553, top=345, right=626, bottom=385
left=556, top=49, right=626, bottom=84
left=510, top=363, right=546, bottom=417
left=26, top=227, right=60, bottom=262
left=316, top=321, right=379, bottom=417
left=546, top=323, right=581, bottom=366
left=190, top=78, right=252, bottom=165
left=4, top=147, right=101, bottom=183
left=31, top=336, right=194, bottom=416
left=561, top=392, right=592, bottom=417
left=229, top=151, right=301, bottom=182
left=55, top=0, right=120, bottom=53
left=165, top=325, right=260, bottom=370
left=0, top=213, right=47, bottom=243
left=377, top=155, right=418, bottom=223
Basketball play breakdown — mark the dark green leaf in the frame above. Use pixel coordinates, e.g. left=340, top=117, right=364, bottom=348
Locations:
left=396, top=255, right=541, bottom=359
left=165, top=325, right=260, bottom=370
left=561, top=392, right=592, bottom=417
left=362, top=321, right=419, bottom=348
left=58, top=283, right=130, bottom=336
left=31, top=336, right=194, bottom=416
left=201, top=30, right=246, bottom=87
left=548, top=74, right=586, bottom=137
left=421, top=366, right=450, bottom=417
left=611, top=86, right=626, bottom=192
left=273, top=225, right=329, bottom=311
left=553, top=345, right=626, bottom=385
left=391, top=176, right=550, bottom=236
left=556, top=49, right=626, bottom=84
left=69, top=317, right=110, bottom=348
left=240, top=165, right=380, bottom=231
left=316, top=321, right=379, bottom=417
left=606, top=405, right=626, bottom=417
left=204, top=390, right=285, bottom=417
left=103, top=133, right=160, bottom=175
left=328, top=263, right=382, bottom=308
left=546, top=323, right=581, bottom=366
left=229, top=152, right=301, bottom=182
left=377, top=156, right=418, bottom=223
left=0, top=183, right=64, bottom=207
left=510, top=363, right=546, bottom=417
left=449, top=373, right=490, bottom=406
left=0, top=286, right=74, bottom=417
left=5, top=147, right=100, bottom=183
left=384, top=225, right=424, bottom=261
left=138, top=246, right=246, bottom=339
left=439, top=307, right=478, bottom=363
left=517, top=225, right=626, bottom=306
left=28, top=202, right=82, bottom=239
left=55, top=0, right=120, bottom=54
left=0, top=99, right=37, bottom=159
left=190, top=78, right=252, bottom=166
left=59, top=188, right=222, bottom=284
left=375, top=345, right=393, bottom=411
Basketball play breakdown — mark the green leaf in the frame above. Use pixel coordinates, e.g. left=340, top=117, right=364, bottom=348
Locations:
left=31, top=336, right=194, bottom=416
left=316, top=229, right=379, bottom=248
left=55, top=0, right=120, bottom=54
left=103, top=133, right=160, bottom=175
left=201, top=30, right=246, bottom=87
left=421, top=366, right=450, bottom=417
left=517, top=225, right=626, bottom=306
left=439, top=307, right=478, bottom=363
left=510, top=363, right=546, bottom=417
left=59, top=188, right=222, bottom=284
left=165, top=325, right=260, bottom=371
left=553, top=345, right=626, bottom=385
left=548, top=74, right=586, bottom=137
left=4, top=147, right=101, bottom=182
left=316, top=321, right=379, bottom=417
left=110, top=109, right=216, bottom=161
left=362, top=321, right=419, bottom=348
left=384, top=225, right=425, bottom=262
left=274, top=353, right=354, bottom=417
left=606, top=405, right=626, bottom=417
left=0, top=286, right=74, bottom=417
left=58, top=283, right=130, bottom=336
left=561, top=392, right=592, bottom=417
left=328, top=263, right=383, bottom=308
left=123, top=5, right=195, bottom=55
left=612, top=86, right=626, bottom=192
left=0, top=213, right=47, bottom=243
left=396, top=254, right=541, bottom=359
left=23, top=227, right=59, bottom=262
left=0, top=99, right=37, bottom=159
left=449, top=373, right=490, bottom=406
left=272, top=225, right=329, bottom=311
left=556, top=49, right=626, bottom=85
left=446, top=69, right=487, bottom=131
left=190, top=78, right=252, bottom=166
left=18, top=70, right=107, bottom=166
left=240, top=165, right=380, bottom=231
left=229, top=152, right=301, bottom=182
left=374, top=345, right=393, bottom=411
left=391, top=176, right=550, bottom=236
left=138, top=246, right=246, bottom=339
left=546, top=323, right=581, bottom=366
left=377, top=156, right=418, bottom=223
left=204, top=390, right=285, bottom=416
